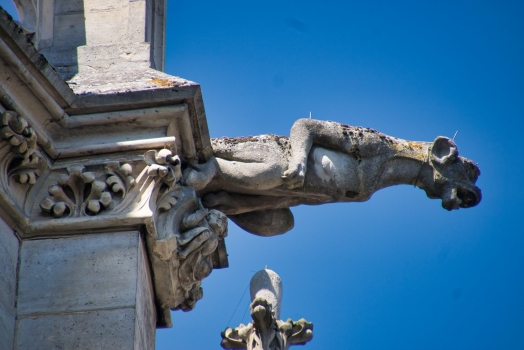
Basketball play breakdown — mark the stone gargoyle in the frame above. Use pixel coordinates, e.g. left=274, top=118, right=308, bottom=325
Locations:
left=184, top=119, right=481, bottom=236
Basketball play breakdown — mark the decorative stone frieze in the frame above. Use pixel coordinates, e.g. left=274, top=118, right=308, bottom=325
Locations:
left=27, top=145, right=182, bottom=227
left=39, top=162, right=135, bottom=217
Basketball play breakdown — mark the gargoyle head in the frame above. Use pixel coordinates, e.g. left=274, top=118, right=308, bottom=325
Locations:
left=250, top=297, right=276, bottom=330
left=207, top=209, right=228, bottom=238
left=424, top=136, right=481, bottom=210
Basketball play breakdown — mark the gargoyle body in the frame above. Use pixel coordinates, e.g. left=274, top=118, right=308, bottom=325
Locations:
left=184, top=119, right=481, bottom=236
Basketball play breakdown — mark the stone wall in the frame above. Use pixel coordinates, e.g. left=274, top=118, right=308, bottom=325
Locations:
left=14, top=231, right=156, bottom=349
left=0, top=216, right=19, bottom=350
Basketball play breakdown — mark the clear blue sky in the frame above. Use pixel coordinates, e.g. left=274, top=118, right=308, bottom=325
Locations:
left=3, top=1, right=524, bottom=349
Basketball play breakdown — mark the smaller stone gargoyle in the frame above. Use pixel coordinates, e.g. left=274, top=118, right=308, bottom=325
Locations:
left=221, top=269, right=313, bottom=350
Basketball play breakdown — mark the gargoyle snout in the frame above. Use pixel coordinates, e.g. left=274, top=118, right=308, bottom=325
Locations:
left=441, top=186, right=461, bottom=211
left=441, top=184, right=481, bottom=211
left=457, top=185, right=481, bottom=208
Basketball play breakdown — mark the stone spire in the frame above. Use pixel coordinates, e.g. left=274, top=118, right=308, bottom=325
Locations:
left=221, top=269, right=313, bottom=350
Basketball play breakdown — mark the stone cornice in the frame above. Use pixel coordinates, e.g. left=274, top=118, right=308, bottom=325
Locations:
left=0, top=7, right=76, bottom=108
left=0, top=7, right=212, bottom=164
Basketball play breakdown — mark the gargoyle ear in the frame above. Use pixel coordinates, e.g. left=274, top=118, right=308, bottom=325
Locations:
left=431, top=136, right=458, bottom=167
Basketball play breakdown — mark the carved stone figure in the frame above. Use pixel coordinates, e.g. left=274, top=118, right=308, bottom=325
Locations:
left=221, top=269, right=313, bottom=350
left=147, top=184, right=229, bottom=314
left=184, top=119, right=482, bottom=236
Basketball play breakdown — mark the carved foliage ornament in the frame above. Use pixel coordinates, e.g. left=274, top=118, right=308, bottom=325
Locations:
left=0, top=111, right=46, bottom=186
left=37, top=147, right=181, bottom=218
left=40, top=162, right=135, bottom=217
left=0, top=111, right=37, bottom=158
left=145, top=149, right=181, bottom=183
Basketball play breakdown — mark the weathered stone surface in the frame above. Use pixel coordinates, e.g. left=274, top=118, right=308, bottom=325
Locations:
left=0, top=7, right=77, bottom=106
left=17, top=231, right=142, bottom=316
left=0, top=306, right=15, bottom=350
left=15, top=230, right=157, bottom=349
left=0, top=216, right=18, bottom=316
left=0, top=216, right=18, bottom=350
left=1, top=4, right=221, bottom=349
left=185, top=118, right=482, bottom=236
left=64, top=65, right=196, bottom=97
left=16, top=308, right=137, bottom=350
left=135, top=231, right=157, bottom=350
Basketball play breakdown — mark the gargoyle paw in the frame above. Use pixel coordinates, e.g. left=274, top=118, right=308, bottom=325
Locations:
left=282, top=163, right=306, bottom=189
left=182, top=167, right=208, bottom=191
left=202, top=191, right=235, bottom=209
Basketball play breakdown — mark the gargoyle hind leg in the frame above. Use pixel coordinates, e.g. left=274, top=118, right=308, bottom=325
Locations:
left=282, top=119, right=350, bottom=188
left=282, top=118, right=369, bottom=189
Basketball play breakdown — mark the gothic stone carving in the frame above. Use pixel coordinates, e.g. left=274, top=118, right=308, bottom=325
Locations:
left=39, top=163, right=135, bottom=217
left=0, top=111, right=45, bottom=184
left=184, top=118, right=482, bottom=236
left=0, top=111, right=37, bottom=159
left=25, top=144, right=227, bottom=316
left=0, top=110, right=47, bottom=213
left=147, top=185, right=228, bottom=312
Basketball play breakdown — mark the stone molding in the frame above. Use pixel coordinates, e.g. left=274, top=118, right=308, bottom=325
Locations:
left=0, top=9, right=211, bottom=163
left=0, top=103, right=209, bottom=237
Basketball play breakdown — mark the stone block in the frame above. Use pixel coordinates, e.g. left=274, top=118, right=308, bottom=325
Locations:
left=134, top=235, right=156, bottom=349
left=85, top=10, right=125, bottom=46
left=128, top=0, right=147, bottom=42
left=54, top=0, right=84, bottom=15
left=17, top=231, right=141, bottom=317
left=53, top=13, right=87, bottom=47
left=16, top=308, right=136, bottom=350
left=0, top=305, right=15, bottom=350
left=0, top=216, right=18, bottom=317
left=84, top=0, right=123, bottom=12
